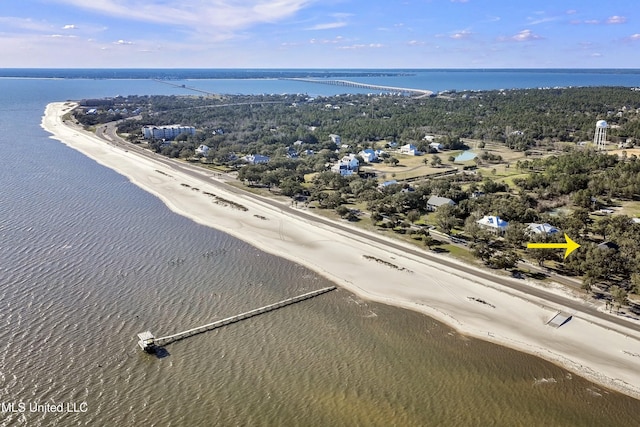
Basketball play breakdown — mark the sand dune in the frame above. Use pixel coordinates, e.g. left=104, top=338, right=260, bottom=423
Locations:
left=43, top=102, right=640, bottom=399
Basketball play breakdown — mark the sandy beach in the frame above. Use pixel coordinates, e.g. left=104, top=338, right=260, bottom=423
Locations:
left=43, top=102, right=640, bottom=400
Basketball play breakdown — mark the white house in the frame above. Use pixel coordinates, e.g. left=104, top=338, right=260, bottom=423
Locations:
left=331, top=154, right=359, bottom=176
left=400, top=143, right=419, bottom=156
left=429, top=142, right=444, bottom=152
left=527, top=223, right=559, bottom=235
left=195, top=144, right=210, bottom=156
left=329, top=134, right=342, bottom=145
left=477, top=215, right=509, bottom=234
left=242, top=154, right=270, bottom=165
left=359, top=149, right=377, bottom=163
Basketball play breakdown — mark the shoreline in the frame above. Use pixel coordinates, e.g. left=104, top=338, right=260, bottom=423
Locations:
left=42, top=102, right=640, bottom=400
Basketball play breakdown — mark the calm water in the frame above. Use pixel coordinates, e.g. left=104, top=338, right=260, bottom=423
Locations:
left=454, top=151, right=478, bottom=162
left=1, top=71, right=640, bottom=426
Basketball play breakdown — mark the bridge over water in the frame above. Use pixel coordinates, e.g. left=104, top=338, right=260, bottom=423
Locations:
left=284, top=78, right=434, bottom=97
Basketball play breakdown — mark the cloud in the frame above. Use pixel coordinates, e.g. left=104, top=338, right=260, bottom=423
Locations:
left=450, top=30, right=472, bottom=40
left=62, top=24, right=77, bottom=30
left=0, top=16, right=55, bottom=33
left=306, top=22, right=347, bottom=30
left=114, top=39, right=133, bottom=45
left=501, top=29, right=543, bottom=42
left=47, top=34, right=77, bottom=38
left=407, top=40, right=425, bottom=46
left=606, top=15, right=627, bottom=24
left=50, top=0, right=315, bottom=36
left=527, top=16, right=560, bottom=25
left=309, top=36, right=344, bottom=44
left=337, top=43, right=383, bottom=50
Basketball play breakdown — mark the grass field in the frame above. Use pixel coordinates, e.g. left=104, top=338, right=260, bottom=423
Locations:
left=618, top=200, right=640, bottom=217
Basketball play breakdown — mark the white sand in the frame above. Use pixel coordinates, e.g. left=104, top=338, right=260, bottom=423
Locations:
left=43, top=102, right=640, bottom=399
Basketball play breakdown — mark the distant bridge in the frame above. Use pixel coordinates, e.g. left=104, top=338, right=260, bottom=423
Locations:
left=284, top=78, right=434, bottom=97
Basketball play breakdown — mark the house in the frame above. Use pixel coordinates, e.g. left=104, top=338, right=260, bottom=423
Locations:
left=426, top=196, right=456, bottom=211
left=429, top=142, right=444, bottom=152
left=598, top=241, right=619, bottom=251
left=242, top=154, right=270, bottom=165
left=331, top=163, right=355, bottom=176
left=329, top=134, right=342, bottom=145
left=378, top=180, right=398, bottom=189
left=527, top=223, right=559, bottom=235
left=359, top=149, right=377, bottom=163
left=477, top=215, right=508, bottom=234
left=285, top=147, right=299, bottom=158
left=400, top=143, right=419, bottom=156
left=195, top=144, right=210, bottom=156
left=331, top=154, right=359, bottom=176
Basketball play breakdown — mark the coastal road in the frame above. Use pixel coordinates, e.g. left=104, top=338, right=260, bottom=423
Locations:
left=94, top=122, right=640, bottom=335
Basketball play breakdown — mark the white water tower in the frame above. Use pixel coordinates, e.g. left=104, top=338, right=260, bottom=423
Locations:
left=594, top=120, right=608, bottom=151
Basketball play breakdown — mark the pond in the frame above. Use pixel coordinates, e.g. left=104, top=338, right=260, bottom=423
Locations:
left=454, top=150, right=477, bottom=162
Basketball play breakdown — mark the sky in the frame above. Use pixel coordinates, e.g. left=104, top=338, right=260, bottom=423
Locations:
left=1, top=0, right=639, bottom=68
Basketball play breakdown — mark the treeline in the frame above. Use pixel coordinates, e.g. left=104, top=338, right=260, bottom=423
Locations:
left=111, top=87, right=640, bottom=160
left=514, top=151, right=640, bottom=201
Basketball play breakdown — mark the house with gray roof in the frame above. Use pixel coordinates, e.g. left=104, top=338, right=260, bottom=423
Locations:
left=426, top=196, right=456, bottom=211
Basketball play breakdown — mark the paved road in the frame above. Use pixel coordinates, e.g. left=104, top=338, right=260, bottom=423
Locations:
left=94, top=122, right=640, bottom=335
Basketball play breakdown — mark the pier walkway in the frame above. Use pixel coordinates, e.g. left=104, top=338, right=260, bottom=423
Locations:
left=137, top=286, right=336, bottom=352
left=283, top=78, right=434, bottom=97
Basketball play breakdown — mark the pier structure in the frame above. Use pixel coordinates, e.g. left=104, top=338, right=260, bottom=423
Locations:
left=284, top=78, right=434, bottom=97
left=137, top=286, right=336, bottom=352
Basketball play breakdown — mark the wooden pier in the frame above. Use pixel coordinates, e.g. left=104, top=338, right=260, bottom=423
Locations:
left=137, top=286, right=336, bottom=352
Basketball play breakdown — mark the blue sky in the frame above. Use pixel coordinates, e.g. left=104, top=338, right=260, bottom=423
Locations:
left=1, top=0, right=639, bottom=68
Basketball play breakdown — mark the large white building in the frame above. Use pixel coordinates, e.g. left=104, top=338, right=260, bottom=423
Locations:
left=142, top=125, right=196, bottom=140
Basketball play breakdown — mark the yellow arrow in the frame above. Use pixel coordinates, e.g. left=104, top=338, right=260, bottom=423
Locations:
left=527, top=233, right=581, bottom=259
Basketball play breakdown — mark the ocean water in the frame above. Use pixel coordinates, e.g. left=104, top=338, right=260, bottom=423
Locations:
left=1, top=71, right=640, bottom=426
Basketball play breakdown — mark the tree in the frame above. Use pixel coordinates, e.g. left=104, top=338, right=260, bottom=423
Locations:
left=631, top=273, right=640, bottom=295
left=279, top=177, right=303, bottom=196
left=423, top=233, right=437, bottom=250
left=471, top=241, right=496, bottom=263
left=609, top=285, right=628, bottom=313
left=435, top=204, right=458, bottom=234
left=581, top=272, right=597, bottom=294
left=489, top=250, right=519, bottom=270
left=430, top=155, right=442, bottom=168
left=370, top=211, right=383, bottom=225
left=407, top=210, right=421, bottom=223
left=504, top=222, right=526, bottom=250
left=385, top=156, right=400, bottom=167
